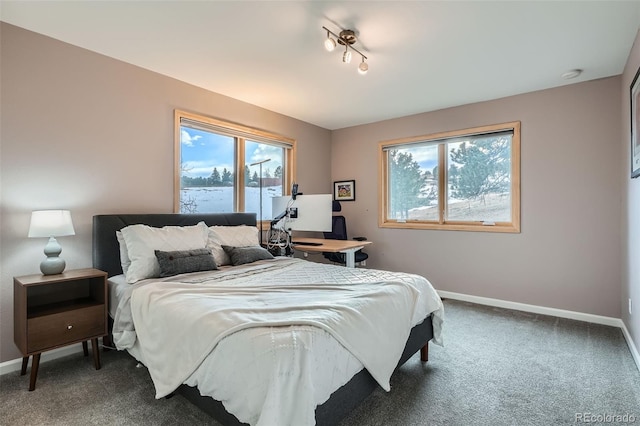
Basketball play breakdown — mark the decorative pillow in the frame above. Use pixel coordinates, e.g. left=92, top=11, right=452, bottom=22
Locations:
left=154, top=248, right=217, bottom=277
left=222, top=245, right=274, bottom=266
left=120, top=222, right=209, bottom=283
left=207, top=225, right=259, bottom=266
left=116, top=231, right=131, bottom=276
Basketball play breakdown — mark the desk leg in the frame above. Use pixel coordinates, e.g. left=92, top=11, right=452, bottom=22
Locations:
left=345, top=252, right=355, bottom=268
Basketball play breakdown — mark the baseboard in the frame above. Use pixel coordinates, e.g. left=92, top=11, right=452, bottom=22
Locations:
left=438, top=290, right=640, bottom=373
left=620, top=321, right=640, bottom=372
left=0, top=343, right=83, bottom=376
left=437, top=290, right=622, bottom=327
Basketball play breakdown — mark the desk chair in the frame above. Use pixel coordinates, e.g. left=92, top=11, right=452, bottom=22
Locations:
left=323, top=202, right=368, bottom=266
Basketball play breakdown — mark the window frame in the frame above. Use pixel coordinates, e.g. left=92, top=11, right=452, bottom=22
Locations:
left=174, top=110, right=296, bottom=225
left=378, top=121, right=521, bottom=233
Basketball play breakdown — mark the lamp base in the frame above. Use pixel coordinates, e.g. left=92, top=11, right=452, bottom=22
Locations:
left=40, top=236, right=66, bottom=275
left=40, top=258, right=66, bottom=275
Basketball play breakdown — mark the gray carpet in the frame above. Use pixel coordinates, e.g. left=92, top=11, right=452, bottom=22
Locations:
left=1, top=299, right=639, bottom=425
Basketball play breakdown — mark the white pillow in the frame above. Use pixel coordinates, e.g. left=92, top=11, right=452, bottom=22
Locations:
left=207, top=225, right=259, bottom=266
left=121, top=222, right=209, bottom=283
left=116, top=231, right=131, bottom=276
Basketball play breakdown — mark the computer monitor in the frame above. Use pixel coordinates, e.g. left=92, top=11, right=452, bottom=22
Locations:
left=271, top=194, right=333, bottom=232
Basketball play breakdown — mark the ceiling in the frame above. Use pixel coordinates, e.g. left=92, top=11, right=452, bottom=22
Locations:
left=1, top=1, right=639, bottom=130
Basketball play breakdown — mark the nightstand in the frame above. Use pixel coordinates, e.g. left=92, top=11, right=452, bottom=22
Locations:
left=13, top=268, right=108, bottom=391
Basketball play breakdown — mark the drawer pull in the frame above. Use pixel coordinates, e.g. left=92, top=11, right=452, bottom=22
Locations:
left=67, top=325, right=73, bottom=330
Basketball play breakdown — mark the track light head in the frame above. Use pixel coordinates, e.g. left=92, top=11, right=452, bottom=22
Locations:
left=343, top=47, right=352, bottom=64
left=324, top=30, right=336, bottom=52
left=358, top=59, right=368, bottom=75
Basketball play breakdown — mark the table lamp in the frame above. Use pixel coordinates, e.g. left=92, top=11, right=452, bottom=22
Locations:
left=28, top=210, right=75, bottom=275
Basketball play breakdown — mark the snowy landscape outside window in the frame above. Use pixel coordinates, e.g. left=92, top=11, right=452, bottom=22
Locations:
left=174, top=110, right=296, bottom=222
left=379, top=122, right=520, bottom=233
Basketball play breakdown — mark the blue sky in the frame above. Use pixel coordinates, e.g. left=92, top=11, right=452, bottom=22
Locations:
left=398, top=146, right=438, bottom=172
left=181, top=127, right=283, bottom=178
left=182, top=125, right=438, bottom=178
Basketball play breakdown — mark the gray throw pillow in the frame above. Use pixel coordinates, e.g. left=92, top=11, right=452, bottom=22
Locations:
left=154, top=248, right=217, bottom=277
left=221, top=245, right=274, bottom=266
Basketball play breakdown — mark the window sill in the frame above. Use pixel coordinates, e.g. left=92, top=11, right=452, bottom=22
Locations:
left=379, top=220, right=520, bottom=233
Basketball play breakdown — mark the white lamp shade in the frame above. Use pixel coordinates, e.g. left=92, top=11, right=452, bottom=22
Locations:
left=28, top=210, right=75, bottom=238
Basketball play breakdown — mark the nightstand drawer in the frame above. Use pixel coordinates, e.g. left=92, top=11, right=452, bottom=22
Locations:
left=27, top=305, right=105, bottom=353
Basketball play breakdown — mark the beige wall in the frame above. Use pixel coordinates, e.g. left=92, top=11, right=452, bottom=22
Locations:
left=0, top=21, right=634, bottom=364
left=622, top=30, right=640, bottom=360
left=331, top=77, right=622, bottom=318
left=0, top=23, right=332, bottom=362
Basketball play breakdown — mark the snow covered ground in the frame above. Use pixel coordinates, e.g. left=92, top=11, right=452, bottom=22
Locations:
left=180, top=186, right=282, bottom=219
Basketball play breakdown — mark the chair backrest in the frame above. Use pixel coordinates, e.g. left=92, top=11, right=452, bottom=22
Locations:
left=324, top=215, right=347, bottom=240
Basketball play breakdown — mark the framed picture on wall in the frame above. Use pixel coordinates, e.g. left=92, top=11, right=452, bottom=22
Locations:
left=631, top=66, right=640, bottom=178
left=334, top=180, right=356, bottom=201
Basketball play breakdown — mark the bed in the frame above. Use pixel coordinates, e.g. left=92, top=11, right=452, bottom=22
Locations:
left=92, top=213, right=443, bottom=426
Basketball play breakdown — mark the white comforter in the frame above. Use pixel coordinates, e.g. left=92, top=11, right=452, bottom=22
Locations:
left=112, top=258, right=444, bottom=426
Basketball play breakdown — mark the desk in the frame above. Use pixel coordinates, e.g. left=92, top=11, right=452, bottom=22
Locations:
left=291, top=237, right=372, bottom=268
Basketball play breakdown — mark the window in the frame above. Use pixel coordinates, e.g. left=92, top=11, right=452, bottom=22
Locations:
left=174, top=110, right=296, bottom=222
left=379, top=121, right=520, bottom=233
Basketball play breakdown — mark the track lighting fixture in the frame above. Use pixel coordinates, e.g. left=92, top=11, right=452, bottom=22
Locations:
left=322, top=26, right=368, bottom=75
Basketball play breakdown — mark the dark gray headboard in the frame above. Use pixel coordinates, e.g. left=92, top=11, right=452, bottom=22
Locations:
left=92, top=213, right=257, bottom=277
